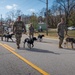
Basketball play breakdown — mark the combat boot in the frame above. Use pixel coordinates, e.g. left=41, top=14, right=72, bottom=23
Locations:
left=17, top=44, right=20, bottom=49
left=59, top=41, right=63, bottom=48
left=59, top=45, right=63, bottom=48
left=1, top=36, right=3, bottom=41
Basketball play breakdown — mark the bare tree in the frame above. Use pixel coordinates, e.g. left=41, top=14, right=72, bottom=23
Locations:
left=55, top=0, right=75, bottom=25
left=5, top=10, right=15, bottom=21
left=51, top=0, right=75, bottom=34
left=15, top=10, right=23, bottom=18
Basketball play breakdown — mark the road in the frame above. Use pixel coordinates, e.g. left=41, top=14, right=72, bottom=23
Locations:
left=0, top=34, right=75, bottom=75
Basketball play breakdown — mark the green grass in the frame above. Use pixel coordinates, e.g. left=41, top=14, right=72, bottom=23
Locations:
left=68, top=30, right=75, bottom=37
left=35, top=29, right=75, bottom=39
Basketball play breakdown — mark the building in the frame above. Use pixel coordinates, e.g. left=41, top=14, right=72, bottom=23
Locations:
left=36, top=22, right=47, bottom=32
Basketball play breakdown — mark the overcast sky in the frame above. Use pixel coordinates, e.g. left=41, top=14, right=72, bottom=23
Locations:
left=0, top=0, right=54, bottom=18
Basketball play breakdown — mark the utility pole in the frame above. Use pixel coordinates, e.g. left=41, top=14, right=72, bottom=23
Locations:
left=1, top=14, right=2, bottom=25
left=38, top=0, right=48, bottom=35
left=46, top=0, right=48, bottom=35
left=0, top=14, right=3, bottom=41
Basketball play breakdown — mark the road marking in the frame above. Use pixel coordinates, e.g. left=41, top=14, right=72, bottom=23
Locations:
left=0, top=43, right=50, bottom=75
left=4, top=44, right=15, bottom=51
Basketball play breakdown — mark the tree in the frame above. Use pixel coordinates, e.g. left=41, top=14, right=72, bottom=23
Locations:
left=6, top=10, right=16, bottom=21
left=21, top=15, right=30, bottom=24
left=5, top=9, right=23, bottom=21
left=30, top=13, right=38, bottom=29
left=69, top=9, right=75, bottom=26
left=15, top=10, right=23, bottom=18
left=51, top=0, right=75, bottom=34
left=55, top=0, right=75, bottom=25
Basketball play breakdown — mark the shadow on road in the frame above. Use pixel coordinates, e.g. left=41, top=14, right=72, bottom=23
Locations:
left=63, top=48, right=75, bottom=51
left=19, top=47, right=60, bottom=55
left=37, top=41, right=52, bottom=44
left=2, top=40, right=16, bottom=43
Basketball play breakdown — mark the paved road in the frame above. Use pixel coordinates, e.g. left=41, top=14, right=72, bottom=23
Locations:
left=0, top=34, right=75, bottom=75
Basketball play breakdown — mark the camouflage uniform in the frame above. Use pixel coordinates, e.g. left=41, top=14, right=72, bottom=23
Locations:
left=0, top=25, right=4, bottom=41
left=13, top=21, right=26, bottom=48
left=29, top=25, right=34, bottom=39
left=57, top=22, right=67, bottom=48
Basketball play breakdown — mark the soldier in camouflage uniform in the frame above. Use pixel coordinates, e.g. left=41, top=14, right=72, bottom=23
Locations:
left=13, top=16, right=26, bottom=49
left=0, top=22, right=4, bottom=41
left=57, top=18, right=67, bottom=48
left=29, top=23, right=34, bottom=39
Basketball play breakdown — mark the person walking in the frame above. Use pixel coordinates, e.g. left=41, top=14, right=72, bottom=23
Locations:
left=57, top=18, right=67, bottom=48
left=13, top=16, right=26, bottom=49
left=28, top=23, right=34, bottom=38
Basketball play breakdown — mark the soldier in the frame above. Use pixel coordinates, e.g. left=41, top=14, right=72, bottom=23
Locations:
left=0, top=22, right=4, bottom=41
left=13, top=16, right=26, bottom=49
left=57, top=18, right=67, bottom=48
left=28, top=23, right=34, bottom=39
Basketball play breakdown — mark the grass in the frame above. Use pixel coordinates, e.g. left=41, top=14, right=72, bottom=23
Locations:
left=68, top=30, right=75, bottom=37
left=34, top=29, right=75, bottom=39
left=0, top=29, right=75, bottom=39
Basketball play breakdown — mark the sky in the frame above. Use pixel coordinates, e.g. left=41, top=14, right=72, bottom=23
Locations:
left=0, top=0, right=54, bottom=19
